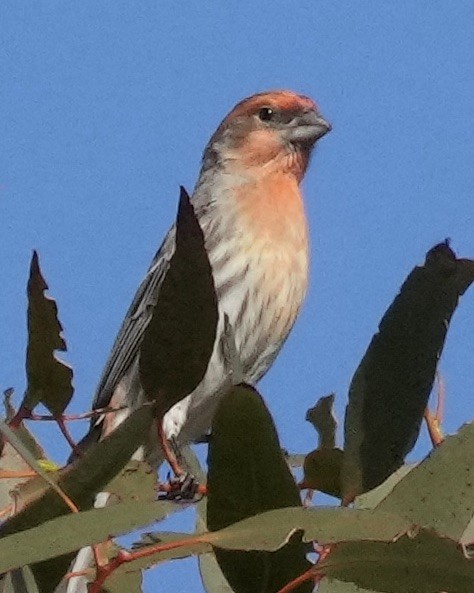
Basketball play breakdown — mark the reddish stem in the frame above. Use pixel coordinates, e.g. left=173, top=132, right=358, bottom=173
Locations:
left=8, top=405, right=32, bottom=429
left=55, top=416, right=81, bottom=456
left=88, top=534, right=207, bottom=593
left=275, top=567, right=320, bottom=593
left=29, top=405, right=128, bottom=422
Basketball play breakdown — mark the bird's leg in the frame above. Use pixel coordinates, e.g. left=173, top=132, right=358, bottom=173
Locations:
left=157, top=420, right=183, bottom=476
left=156, top=420, right=200, bottom=500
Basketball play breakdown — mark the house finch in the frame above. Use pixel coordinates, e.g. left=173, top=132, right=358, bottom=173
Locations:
left=65, top=90, right=330, bottom=591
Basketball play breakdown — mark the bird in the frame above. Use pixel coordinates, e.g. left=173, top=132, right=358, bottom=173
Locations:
left=64, top=90, right=330, bottom=592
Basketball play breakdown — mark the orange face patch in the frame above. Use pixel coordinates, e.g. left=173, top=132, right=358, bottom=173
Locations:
left=228, top=90, right=317, bottom=120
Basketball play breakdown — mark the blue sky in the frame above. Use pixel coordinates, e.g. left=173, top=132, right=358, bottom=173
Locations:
left=1, top=2, right=474, bottom=591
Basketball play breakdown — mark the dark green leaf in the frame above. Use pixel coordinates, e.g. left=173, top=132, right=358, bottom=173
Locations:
left=139, top=186, right=219, bottom=414
left=24, top=251, right=74, bottom=415
left=305, top=394, right=337, bottom=449
left=207, top=384, right=316, bottom=593
left=317, top=578, right=376, bottom=593
left=342, top=242, right=474, bottom=500
left=302, top=448, right=343, bottom=498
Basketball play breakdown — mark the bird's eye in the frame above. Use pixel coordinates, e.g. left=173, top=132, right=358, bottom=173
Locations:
left=258, top=107, right=275, bottom=122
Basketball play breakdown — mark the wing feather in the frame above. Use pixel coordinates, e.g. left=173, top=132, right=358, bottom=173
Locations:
left=92, top=227, right=176, bottom=411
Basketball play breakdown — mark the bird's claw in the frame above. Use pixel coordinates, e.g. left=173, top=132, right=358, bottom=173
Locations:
left=159, top=472, right=200, bottom=501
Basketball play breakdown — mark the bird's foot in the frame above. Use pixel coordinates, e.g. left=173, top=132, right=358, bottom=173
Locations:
left=158, top=471, right=200, bottom=501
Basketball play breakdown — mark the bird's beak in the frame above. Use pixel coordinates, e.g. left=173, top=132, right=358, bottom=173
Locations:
left=286, top=110, right=332, bottom=144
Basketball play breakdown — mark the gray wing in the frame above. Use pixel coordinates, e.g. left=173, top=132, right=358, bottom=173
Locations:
left=92, top=226, right=176, bottom=414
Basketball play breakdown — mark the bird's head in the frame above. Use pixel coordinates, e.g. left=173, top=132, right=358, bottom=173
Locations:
left=203, top=90, right=331, bottom=180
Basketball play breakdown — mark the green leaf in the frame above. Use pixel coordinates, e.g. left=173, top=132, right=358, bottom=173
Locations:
left=207, top=384, right=312, bottom=593
left=0, top=404, right=154, bottom=592
left=377, top=421, right=474, bottom=541
left=124, top=503, right=413, bottom=579
left=342, top=242, right=474, bottom=500
left=199, top=553, right=236, bottom=593
left=23, top=251, right=74, bottom=415
left=0, top=500, right=180, bottom=574
left=102, top=567, right=143, bottom=593
left=461, top=518, right=474, bottom=547
left=354, top=465, right=416, bottom=510
left=105, top=460, right=157, bottom=503
left=320, top=529, right=474, bottom=593
left=139, top=186, right=219, bottom=414
left=207, top=507, right=410, bottom=550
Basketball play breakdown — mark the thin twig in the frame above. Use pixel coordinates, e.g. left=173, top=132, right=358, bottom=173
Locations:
left=25, top=405, right=129, bottom=423
left=55, top=416, right=80, bottom=456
